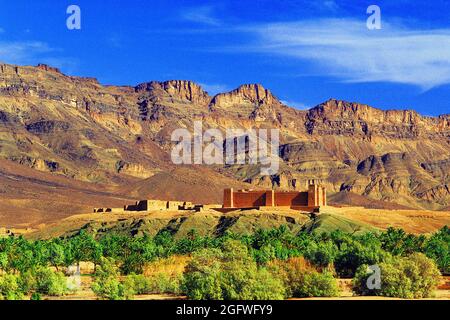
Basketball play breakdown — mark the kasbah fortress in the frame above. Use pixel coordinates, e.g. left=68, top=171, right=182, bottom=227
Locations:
left=93, top=179, right=327, bottom=215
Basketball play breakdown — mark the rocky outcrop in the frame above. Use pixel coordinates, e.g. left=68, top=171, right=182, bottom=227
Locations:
left=306, top=99, right=450, bottom=139
left=36, top=63, right=62, bottom=74
left=135, top=80, right=210, bottom=105
left=210, top=84, right=278, bottom=107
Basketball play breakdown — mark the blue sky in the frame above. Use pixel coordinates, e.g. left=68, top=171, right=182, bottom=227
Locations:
left=1, top=0, right=450, bottom=115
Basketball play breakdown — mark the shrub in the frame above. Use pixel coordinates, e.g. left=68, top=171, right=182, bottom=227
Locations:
left=424, top=226, right=449, bottom=274
left=123, top=274, right=151, bottom=295
left=353, top=253, right=441, bottom=299
left=120, top=253, right=145, bottom=275
left=402, top=253, right=442, bottom=298
left=182, top=248, right=223, bottom=300
left=0, top=252, right=8, bottom=272
left=151, top=273, right=182, bottom=294
left=18, top=271, right=37, bottom=294
left=253, top=244, right=277, bottom=265
left=270, top=257, right=339, bottom=298
left=33, top=267, right=67, bottom=296
left=91, top=257, right=132, bottom=300
left=31, top=292, right=42, bottom=300
left=124, top=273, right=182, bottom=295
left=248, top=268, right=286, bottom=300
left=334, top=240, right=388, bottom=278
left=380, top=228, right=426, bottom=256
left=92, top=276, right=129, bottom=300
left=296, top=271, right=340, bottom=298
left=0, top=274, right=24, bottom=300
left=182, top=241, right=285, bottom=300
left=304, top=241, right=337, bottom=269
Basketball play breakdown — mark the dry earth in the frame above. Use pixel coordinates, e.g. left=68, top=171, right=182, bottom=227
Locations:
left=322, top=206, right=450, bottom=234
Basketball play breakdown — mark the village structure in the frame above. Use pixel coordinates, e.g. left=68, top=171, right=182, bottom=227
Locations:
left=93, top=180, right=327, bottom=214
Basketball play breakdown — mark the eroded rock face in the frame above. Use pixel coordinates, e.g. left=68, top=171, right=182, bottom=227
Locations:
left=135, top=80, right=210, bottom=105
left=306, top=99, right=450, bottom=139
left=0, top=62, right=449, bottom=210
left=210, top=84, right=277, bottom=107
left=35, top=64, right=62, bottom=74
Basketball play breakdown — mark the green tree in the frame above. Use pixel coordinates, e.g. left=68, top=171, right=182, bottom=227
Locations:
left=424, top=226, right=449, bottom=273
left=70, top=231, right=103, bottom=269
left=304, top=240, right=337, bottom=269
left=182, top=248, right=223, bottom=300
left=0, top=274, right=24, bottom=300
left=353, top=253, right=441, bottom=299
left=47, top=240, right=66, bottom=271
left=91, top=257, right=132, bottom=300
left=33, top=267, right=67, bottom=296
left=183, top=240, right=285, bottom=300
left=0, top=252, right=8, bottom=271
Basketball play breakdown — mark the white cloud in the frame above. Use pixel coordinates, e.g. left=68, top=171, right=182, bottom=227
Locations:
left=319, top=0, right=339, bottom=12
left=244, top=19, right=450, bottom=90
left=0, top=41, right=78, bottom=73
left=199, top=83, right=230, bottom=95
left=0, top=41, right=54, bottom=65
left=280, top=100, right=309, bottom=110
left=181, top=6, right=221, bottom=26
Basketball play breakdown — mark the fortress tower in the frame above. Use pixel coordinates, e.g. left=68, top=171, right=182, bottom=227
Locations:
left=307, top=179, right=327, bottom=208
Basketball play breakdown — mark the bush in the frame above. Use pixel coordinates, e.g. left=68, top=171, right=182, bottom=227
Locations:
left=33, top=267, right=67, bottom=296
left=402, top=253, right=442, bottom=298
left=334, top=240, right=388, bottom=278
left=182, top=248, right=224, bottom=300
left=353, top=253, right=441, bottom=299
left=304, top=241, right=337, bottom=269
left=123, top=274, right=151, bottom=295
left=124, top=273, right=182, bottom=295
left=92, top=277, right=130, bottom=300
left=18, top=271, right=37, bottom=294
left=270, top=257, right=339, bottom=298
left=0, top=274, right=24, bottom=300
left=0, top=252, right=8, bottom=271
left=91, top=257, right=132, bottom=300
left=182, top=241, right=285, bottom=300
left=248, top=268, right=286, bottom=300
left=297, top=271, right=340, bottom=298
left=424, top=226, right=449, bottom=274
left=0, top=268, right=67, bottom=299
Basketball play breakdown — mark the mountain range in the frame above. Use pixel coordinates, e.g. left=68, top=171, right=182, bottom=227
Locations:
left=0, top=63, right=449, bottom=227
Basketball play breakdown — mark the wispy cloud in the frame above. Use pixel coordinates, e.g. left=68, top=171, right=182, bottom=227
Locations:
left=0, top=41, right=54, bottom=64
left=181, top=6, right=221, bottom=26
left=241, top=19, right=450, bottom=90
left=317, top=0, right=339, bottom=12
left=199, top=82, right=230, bottom=95
left=0, top=41, right=78, bottom=73
left=280, top=100, right=309, bottom=110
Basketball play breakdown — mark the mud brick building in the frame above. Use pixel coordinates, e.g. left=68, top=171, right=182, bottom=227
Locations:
left=222, top=180, right=326, bottom=212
